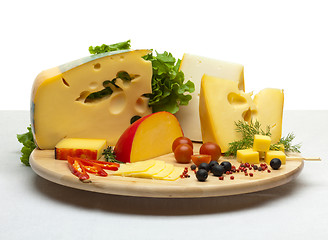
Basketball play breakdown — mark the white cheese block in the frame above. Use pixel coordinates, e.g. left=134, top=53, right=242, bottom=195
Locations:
left=31, top=50, right=152, bottom=149
left=175, top=53, right=245, bottom=142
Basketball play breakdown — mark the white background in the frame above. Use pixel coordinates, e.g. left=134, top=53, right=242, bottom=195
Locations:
left=1, top=0, right=328, bottom=110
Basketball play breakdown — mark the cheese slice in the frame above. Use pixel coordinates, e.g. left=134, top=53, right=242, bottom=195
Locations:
left=129, top=160, right=166, bottom=178
left=175, top=53, right=245, bottom=141
left=199, top=74, right=255, bottom=152
left=152, top=163, right=174, bottom=179
left=114, top=160, right=156, bottom=176
left=162, top=167, right=184, bottom=181
left=31, top=50, right=152, bottom=149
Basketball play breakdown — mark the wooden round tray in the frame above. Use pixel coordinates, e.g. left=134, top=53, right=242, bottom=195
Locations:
left=30, top=146, right=304, bottom=198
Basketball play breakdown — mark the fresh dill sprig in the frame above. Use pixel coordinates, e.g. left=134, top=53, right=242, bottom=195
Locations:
left=225, top=120, right=270, bottom=156
left=102, top=146, right=124, bottom=163
left=271, top=133, right=301, bottom=153
left=225, top=120, right=301, bottom=156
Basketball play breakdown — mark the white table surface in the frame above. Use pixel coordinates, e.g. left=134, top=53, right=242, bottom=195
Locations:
left=1, top=110, right=328, bottom=240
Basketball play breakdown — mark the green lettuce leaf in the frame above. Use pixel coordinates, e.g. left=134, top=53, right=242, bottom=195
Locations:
left=17, top=125, right=36, bottom=166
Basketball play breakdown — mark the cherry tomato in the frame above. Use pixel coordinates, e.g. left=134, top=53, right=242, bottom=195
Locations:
left=174, top=144, right=193, bottom=163
left=172, top=136, right=193, bottom=152
left=199, top=142, right=221, bottom=161
left=191, top=154, right=211, bottom=167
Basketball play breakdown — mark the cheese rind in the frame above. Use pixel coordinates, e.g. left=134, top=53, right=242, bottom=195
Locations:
left=55, top=138, right=106, bottom=160
left=32, top=50, right=152, bottom=149
left=175, top=53, right=245, bottom=141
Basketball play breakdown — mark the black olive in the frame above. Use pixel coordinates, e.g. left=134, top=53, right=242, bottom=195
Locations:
left=198, top=162, right=210, bottom=172
left=211, top=164, right=225, bottom=177
left=270, top=158, right=282, bottom=170
left=220, top=161, right=232, bottom=172
left=196, top=169, right=208, bottom=182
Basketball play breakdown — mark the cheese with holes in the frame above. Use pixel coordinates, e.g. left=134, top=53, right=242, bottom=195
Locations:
left=175, top=53, right=245, bottom=141
left=199, top=74, right=284, bottom=153
left=31, top=50, right=152, bottom=149
left=199, top=74, right=255, bottom=152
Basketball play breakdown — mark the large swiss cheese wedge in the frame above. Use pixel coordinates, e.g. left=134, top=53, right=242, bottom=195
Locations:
left=199, top=74, right=255, bottom=153
left=199, top=75, right=284, bottom=153
left=114, top=111, right=183, bottom=163
left=31, top=50, right=152, bottom=149
left=175, top=53, right=245, bottom=142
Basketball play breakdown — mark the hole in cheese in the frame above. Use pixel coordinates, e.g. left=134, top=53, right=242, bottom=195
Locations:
left=242, top=108, right=252, bottom=122
left=62, top=78, right=70, bottom=87
left=75, top=91, right=91, bottom=102
left=108, top=92, right=126, bottom=114
left=227, top=92, right=247, bottom=105
left=135, top=97, right=148, bottom=114
left=89, top=82, right=98, bottom=89
left=93, top=63, right=101, bottom=70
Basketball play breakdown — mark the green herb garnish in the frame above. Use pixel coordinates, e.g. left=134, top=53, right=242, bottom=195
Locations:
left=142, top=51, right=195, bottom=114
left=89, top=41, right=195, bottom=114
left=17, top=125, right=36, bottom=166
left=225, top=120, right=301, bottom=156
left=89, top=40, right=131, bottom=54
left=271, top=133, right=301, bottom=153
left=102, top=146, right=123, bottom=163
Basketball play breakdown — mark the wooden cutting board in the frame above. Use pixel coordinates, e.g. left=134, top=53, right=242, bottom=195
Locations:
left=30, top=144, right=304, bottom=198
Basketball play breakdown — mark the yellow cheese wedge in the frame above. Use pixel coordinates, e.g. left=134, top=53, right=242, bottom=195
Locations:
left=55, top=138, right=106, bottom=160
left=199, top=74, right=255, bottom=152
left=31, top=50, right=152, bottom=149
left=199, top=75, right=284, bottom=153
left=175, top=53, right=245, bottom=141
left=252, top=88, right=284, bottom=144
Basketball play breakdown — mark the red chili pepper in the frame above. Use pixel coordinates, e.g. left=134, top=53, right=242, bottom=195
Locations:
left=67, top=156, right=90, bottom=181
left=80, top=158, right=119, bottom=171
left=79, top=159, right=108, bottom=177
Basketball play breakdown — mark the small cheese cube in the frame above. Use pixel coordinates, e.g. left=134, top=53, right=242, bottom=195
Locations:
left=265, top=151, right=286, bottom=165
left=236, top=149, right=260, bottom=164
left=55, top=138, right=106, bottom=160
left=253, top=135, right=271, bottom=152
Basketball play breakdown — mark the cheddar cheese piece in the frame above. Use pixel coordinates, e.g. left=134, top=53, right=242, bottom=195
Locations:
left=175, top=53, right=245, bottom=141
left=31, top=50, right=152, bottom=149
left=236, top=149, right=260, bottom=164
left=253, top=135, right=271, bottom=152
left=55, top=138, right=106, bottom=160
left=265, top=151, right=286, bottom=165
